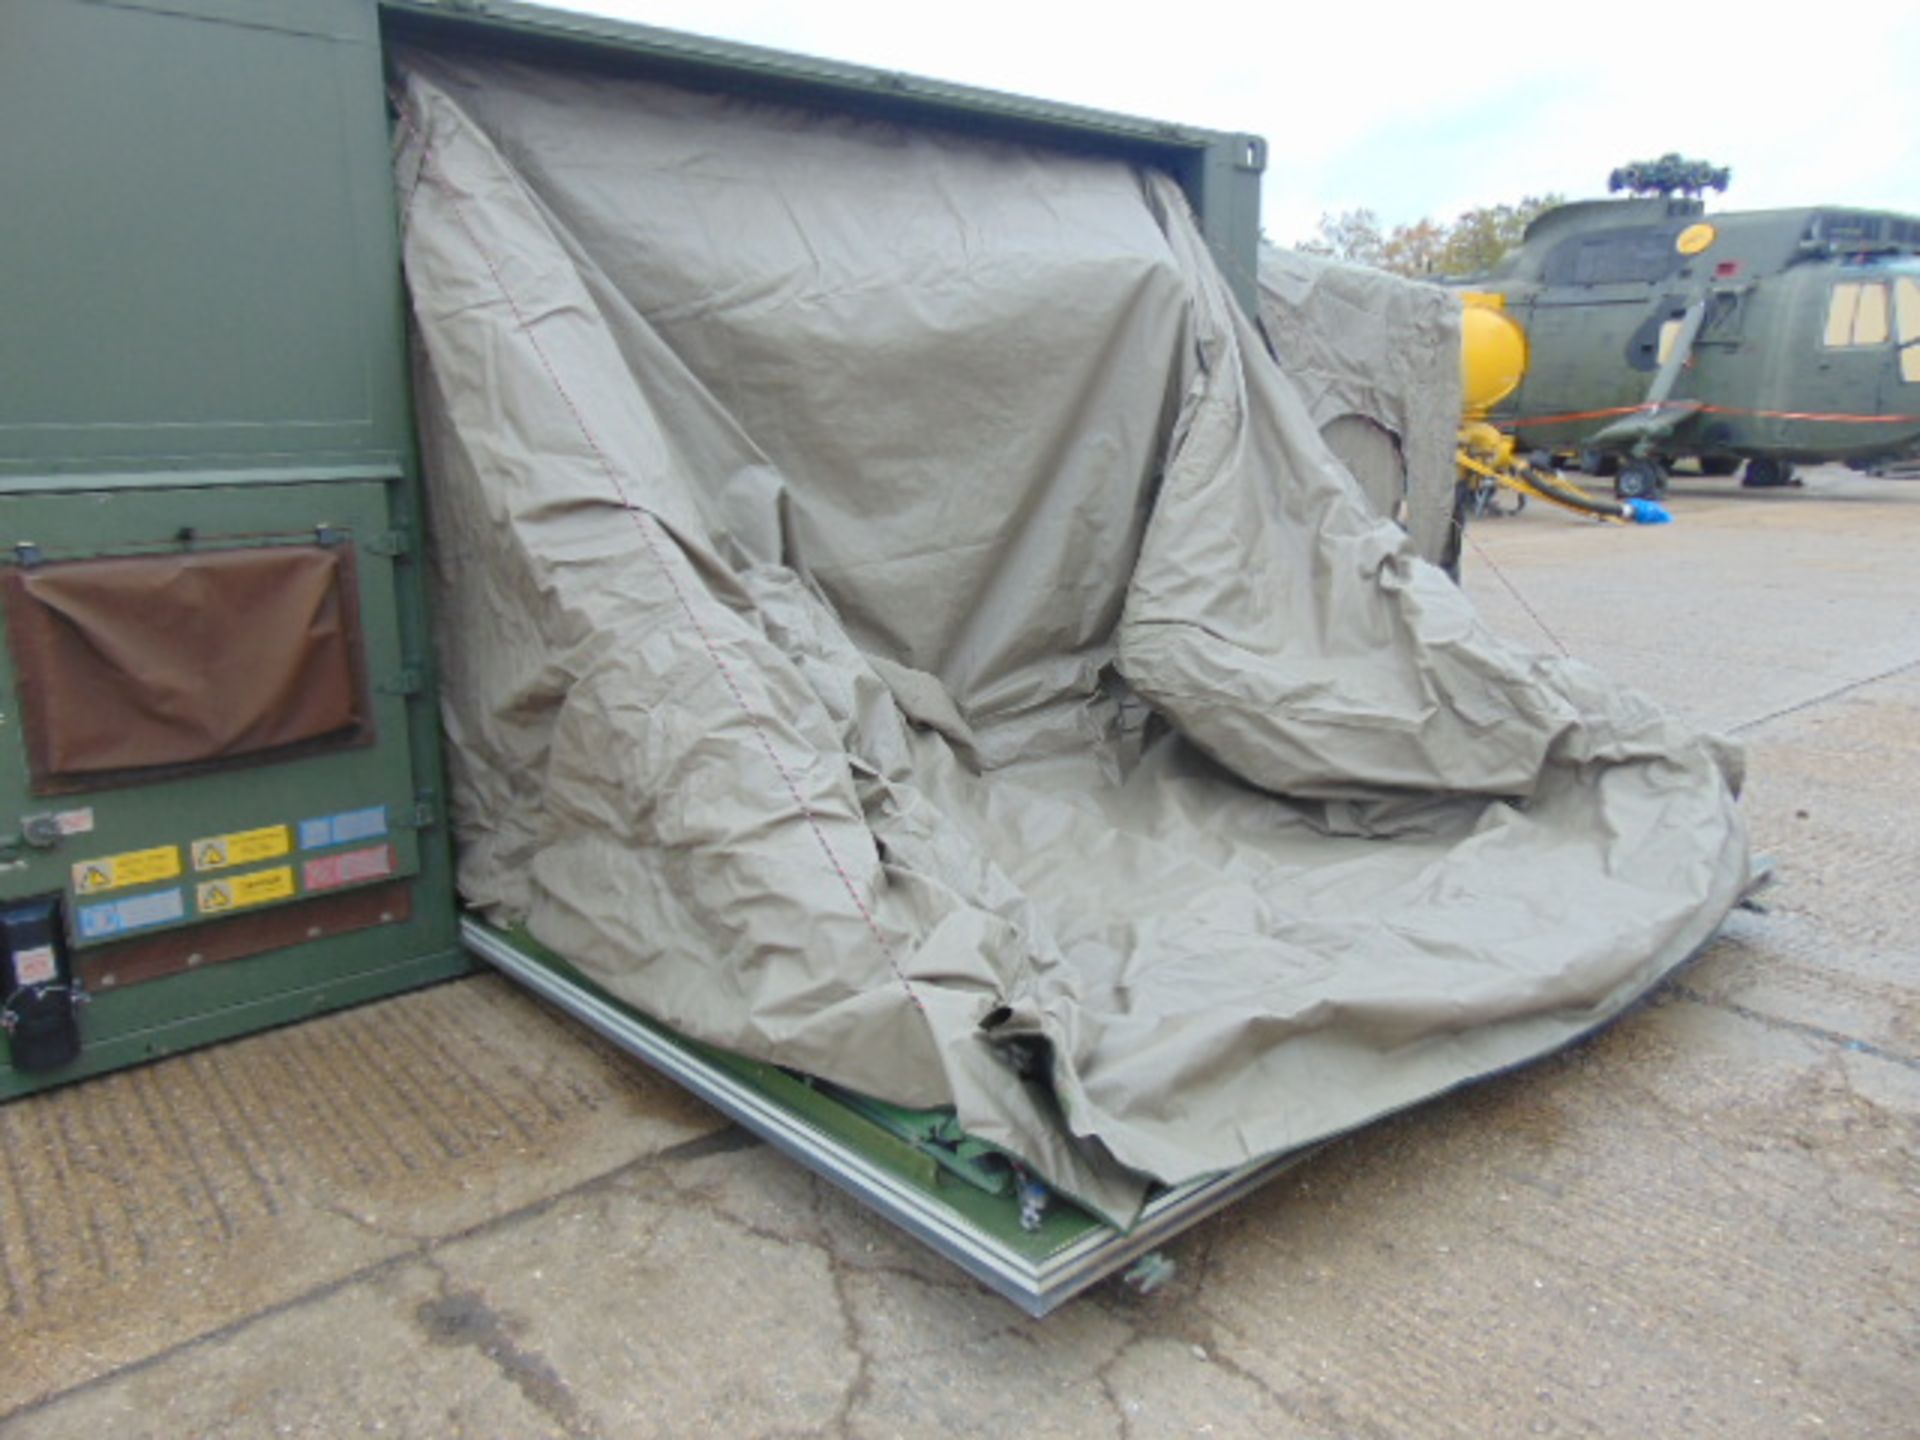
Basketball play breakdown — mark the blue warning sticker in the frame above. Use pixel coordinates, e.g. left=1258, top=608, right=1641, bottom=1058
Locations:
left=298, top=805, right=389, bottom=851
left=75, top=888, right=187, bottom=941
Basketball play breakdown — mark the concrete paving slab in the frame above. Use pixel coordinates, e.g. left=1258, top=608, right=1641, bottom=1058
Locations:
left=424, top=1150, right=863, bottom=1437
left=0, top=1260, right=575, bottom=1439
left=1462, top=467, right=1920, bottom=733
left=0, top=975, right=721, bottom=1414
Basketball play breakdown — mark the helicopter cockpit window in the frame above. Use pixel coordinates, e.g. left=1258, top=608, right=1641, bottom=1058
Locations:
left=1825, top=284, right=1860, bottom=346
left=1824, top=282, right=1891, bottom=348
left=1855, top=284, right=1890, bottom=345
left=1895, top=278, right=1920, bottom=383
left=1544, top=226, right=1682, bottom=287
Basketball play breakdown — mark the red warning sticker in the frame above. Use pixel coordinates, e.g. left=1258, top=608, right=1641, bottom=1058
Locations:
left=302, top=844, right=395, bottom=893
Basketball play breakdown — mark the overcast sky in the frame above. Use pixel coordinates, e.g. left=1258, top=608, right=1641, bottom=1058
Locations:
left=538, top=0, right=1920, bottom=245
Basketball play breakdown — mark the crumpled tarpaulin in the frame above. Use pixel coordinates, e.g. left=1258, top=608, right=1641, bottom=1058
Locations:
left=1254, top=245, right=1464, bottom=566
left=396, top=52, right=1749, bottom=1226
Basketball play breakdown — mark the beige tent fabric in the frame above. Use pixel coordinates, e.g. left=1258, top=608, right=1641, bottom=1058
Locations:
left=396, top=53, right=1748, bottom=1227
left=1255, top=246, right=1465, bottom=565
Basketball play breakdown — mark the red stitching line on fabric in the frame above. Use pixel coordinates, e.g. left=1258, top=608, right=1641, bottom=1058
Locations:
left=404, top=110, right=925, bottom=1014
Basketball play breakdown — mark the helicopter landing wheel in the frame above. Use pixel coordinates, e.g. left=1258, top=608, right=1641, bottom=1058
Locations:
left=1615, top=459, right=1664, bottom=501
left=1742, top=458, right=1797, bottom=488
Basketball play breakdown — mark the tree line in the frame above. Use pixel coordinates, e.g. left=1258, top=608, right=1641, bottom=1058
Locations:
left=1294, top=196, right=1564, bottom=279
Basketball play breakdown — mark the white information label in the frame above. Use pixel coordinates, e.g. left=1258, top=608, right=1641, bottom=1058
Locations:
left=13, top=945, right=57, bottom=986
left=54, top=808, right=96, bottom=836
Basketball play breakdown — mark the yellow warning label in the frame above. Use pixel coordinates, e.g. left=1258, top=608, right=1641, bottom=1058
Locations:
left=72, top=845, right=183, bottom=896
left=197, top=866, right=296, bottom=915
left=192, top=825, right=291, bottom=873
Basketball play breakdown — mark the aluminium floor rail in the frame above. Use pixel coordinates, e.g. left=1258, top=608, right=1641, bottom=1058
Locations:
left=461, top=916, right=1308, bottom=1315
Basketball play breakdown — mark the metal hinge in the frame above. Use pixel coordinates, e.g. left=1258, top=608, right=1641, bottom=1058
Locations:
left=404, top=794, right=437, bottom=830
left=378, top=667, right=425, bottom=697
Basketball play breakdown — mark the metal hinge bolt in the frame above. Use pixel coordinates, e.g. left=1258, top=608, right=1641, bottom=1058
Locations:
left=1122, top=1252, right=1177, bottom=1296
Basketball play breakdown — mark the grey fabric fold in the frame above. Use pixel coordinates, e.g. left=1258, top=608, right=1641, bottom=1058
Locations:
left=397, top=52, right=1748, bottom=1228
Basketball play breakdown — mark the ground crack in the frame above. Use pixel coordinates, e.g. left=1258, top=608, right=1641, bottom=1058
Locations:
left=1667, top=983, right=1920, bottom=1072
left=1091, top=1330, right=1145, bottom=1440
left=817, top=1243, right=874, bottom=1439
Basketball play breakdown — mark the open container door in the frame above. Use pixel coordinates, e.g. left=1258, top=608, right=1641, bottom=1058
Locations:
left=0, top=0, right=464, bottom=1097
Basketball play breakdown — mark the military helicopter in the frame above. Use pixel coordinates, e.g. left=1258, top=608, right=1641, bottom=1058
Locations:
left=1457, top=156, right=1920, bottom=499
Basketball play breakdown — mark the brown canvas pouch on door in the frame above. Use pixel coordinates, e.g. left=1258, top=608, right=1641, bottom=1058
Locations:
left=2, top=545, right=368, bottom=793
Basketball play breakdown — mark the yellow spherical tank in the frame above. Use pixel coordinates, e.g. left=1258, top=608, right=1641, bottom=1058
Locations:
left=1459, top=293, right=1529, bottom=418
